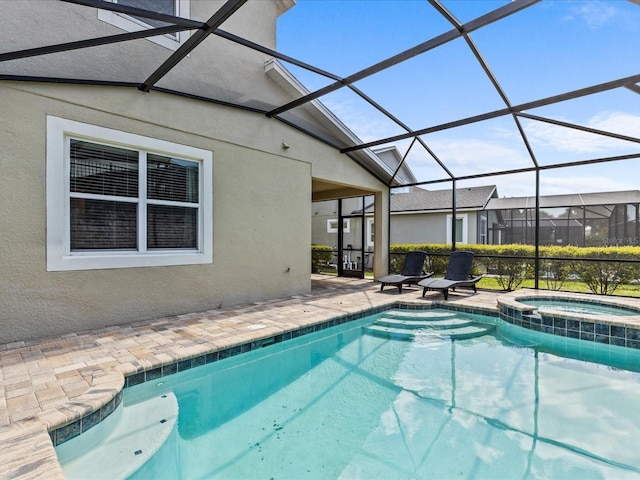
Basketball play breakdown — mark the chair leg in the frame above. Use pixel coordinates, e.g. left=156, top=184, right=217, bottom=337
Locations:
left=442, top=289, right=449, bottom=300
left=397, top=284, right=402, bottom=294
left=380, top=284, right=385, bottom=291
left=422, top=287, right=427, bottom=297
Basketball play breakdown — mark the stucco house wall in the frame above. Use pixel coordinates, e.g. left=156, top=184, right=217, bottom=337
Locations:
left=381, top=185, right=496, bottom=246
left=0, top=0, right=389, bottom=343
left=390, top=212, right=479, bottom=245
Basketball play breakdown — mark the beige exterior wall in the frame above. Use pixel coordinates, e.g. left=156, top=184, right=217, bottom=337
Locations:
left=0, top=1, right=287, bottom=108
left=0, top=0, right=389, bottom=343
left=0, top=80, right=385, bottom=343
left=390, top=211, right=479, bottom=245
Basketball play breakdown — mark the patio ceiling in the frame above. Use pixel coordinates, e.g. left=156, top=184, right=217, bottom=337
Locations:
left=2, top=0, right=640, bottom=189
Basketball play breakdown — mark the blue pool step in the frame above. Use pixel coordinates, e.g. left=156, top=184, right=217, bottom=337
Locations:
left=365, top=310, right=495, bottom=341
left=376, top=316, right=474, bottom=330
left=381, top=310, right=459, bottom=321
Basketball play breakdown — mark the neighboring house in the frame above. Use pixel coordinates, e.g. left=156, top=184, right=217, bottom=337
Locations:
left=0, top=0, right=393, bottom=343
left=324, top=186, right=640, bottom=252
left=370, top=146, right=417, bottom=188
left=382, top=185, right=498, bottom=245
left=370, top=186, right=640, bottom=248
left=311, top=184, right=496, bottom=273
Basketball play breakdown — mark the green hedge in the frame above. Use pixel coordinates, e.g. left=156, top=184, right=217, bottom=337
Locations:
left=389, top=243, right=640, bottom=295
left=311, top=244, right=333, bottom=273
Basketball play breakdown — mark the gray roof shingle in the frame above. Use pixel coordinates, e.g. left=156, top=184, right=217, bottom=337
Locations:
left=377, top=185, right=497, bottom=213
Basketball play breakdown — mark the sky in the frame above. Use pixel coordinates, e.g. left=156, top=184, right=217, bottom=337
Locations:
left=276, top=0, right=640, bottom=198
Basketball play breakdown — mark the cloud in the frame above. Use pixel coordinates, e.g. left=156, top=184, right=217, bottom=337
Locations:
left=590, top=111, right=640, bottom=138
left=321, top=95, right=405, bottom=143
left=571, top=2, right=618, bottom=28
left=473, top=172, right=637, bottom=199
left=523, top=111, right=640, bottom=154
left=428, top=139, right=528, bottom=168
left=539, top=175, right=635, bottom=196
left=403, top=137, right=532, bottom=180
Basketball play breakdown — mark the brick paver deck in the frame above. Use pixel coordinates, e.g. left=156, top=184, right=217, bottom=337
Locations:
left=0, top=276, right=500, bottom=479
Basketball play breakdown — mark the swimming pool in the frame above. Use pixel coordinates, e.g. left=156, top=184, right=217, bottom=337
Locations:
left=57, top=308, right=640, bottom=479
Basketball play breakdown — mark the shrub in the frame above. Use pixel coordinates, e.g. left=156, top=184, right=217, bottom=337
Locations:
left=311, top=244, right=333, bottom=273
left=388, top=243, right=640, bottom=295
left=390, top=244, right=450, bottom=275
left=539, top=246, right=572, bottom=290
left=476, top=245, right=535, bottom=291
left=567, top=247, right=640, bottom=295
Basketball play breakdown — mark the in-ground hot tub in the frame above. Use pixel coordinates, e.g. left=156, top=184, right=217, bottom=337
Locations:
left=498, top=289, right=640, bottom=348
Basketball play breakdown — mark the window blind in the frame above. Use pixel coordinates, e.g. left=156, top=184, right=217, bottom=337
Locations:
left=147, top=154, right=199, bottom=203
left=68, top=139, right=200, bottom=252
left=70, top=199, right=137, bottom=250
left=118, top=0, right=176, bottom=29
left=147, top=204, right=197, bottom=249
left=70, top=140, right=138, bottom=198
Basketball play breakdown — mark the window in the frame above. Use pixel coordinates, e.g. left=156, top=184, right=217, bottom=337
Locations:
left=47, top=116, right=212, bottom=271
left=479, top=213, right=487, bottom=244
left=327, top=219, right=350, bottom=233
left=366, top=218, right=375, bottom=247
left=446, top=214, right=468, bottom=244
left=98, top=0, right=190, bottom=50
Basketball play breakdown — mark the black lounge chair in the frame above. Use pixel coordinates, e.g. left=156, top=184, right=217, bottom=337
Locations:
left=418, top=251, right=482, bottom=300
left=376, top=251, right=432, bottom=293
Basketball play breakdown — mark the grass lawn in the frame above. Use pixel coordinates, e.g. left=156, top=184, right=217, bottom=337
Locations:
left=478, top=277, right=640, bottom=298
left=318, top=269, right=640, bottom=298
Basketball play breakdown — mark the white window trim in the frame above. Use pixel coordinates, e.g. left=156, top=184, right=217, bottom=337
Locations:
left=98, top=0, right=191, bottom=51
left=327, top=218, right=350, bottom=234
left=46, top=116, right=213, bottom=271
left=446, top=213, right=468, bottom=244
left=366, top=218, right=374, bottom=247
left=479, top=214, right=488, bottom=244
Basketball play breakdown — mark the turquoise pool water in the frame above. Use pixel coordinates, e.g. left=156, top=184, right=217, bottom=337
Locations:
left=58, top=309, right=640, bottom=479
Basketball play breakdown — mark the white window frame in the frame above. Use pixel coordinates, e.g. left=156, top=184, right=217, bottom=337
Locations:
left=327, top=218, right=350, bottom=234
left=479, top=213, right=488, bottom=244
left=98, top=0, right=190, bottom=51
left=47, top=116, right=213, bottom=271
left=446, top=213, right=469, bottom=244
left=366, top=218, right=375, bottom=247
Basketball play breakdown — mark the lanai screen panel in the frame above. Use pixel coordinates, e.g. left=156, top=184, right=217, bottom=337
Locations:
left=2, top=0, right=640, bottom=190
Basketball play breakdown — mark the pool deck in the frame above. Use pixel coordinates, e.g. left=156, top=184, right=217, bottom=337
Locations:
left=0, top=278, right=534, bottom=479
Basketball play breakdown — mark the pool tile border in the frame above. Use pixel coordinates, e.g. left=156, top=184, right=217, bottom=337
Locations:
left=498, top=289, right=640, bottom=349
left=48, top=390, right=123, bottom=446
